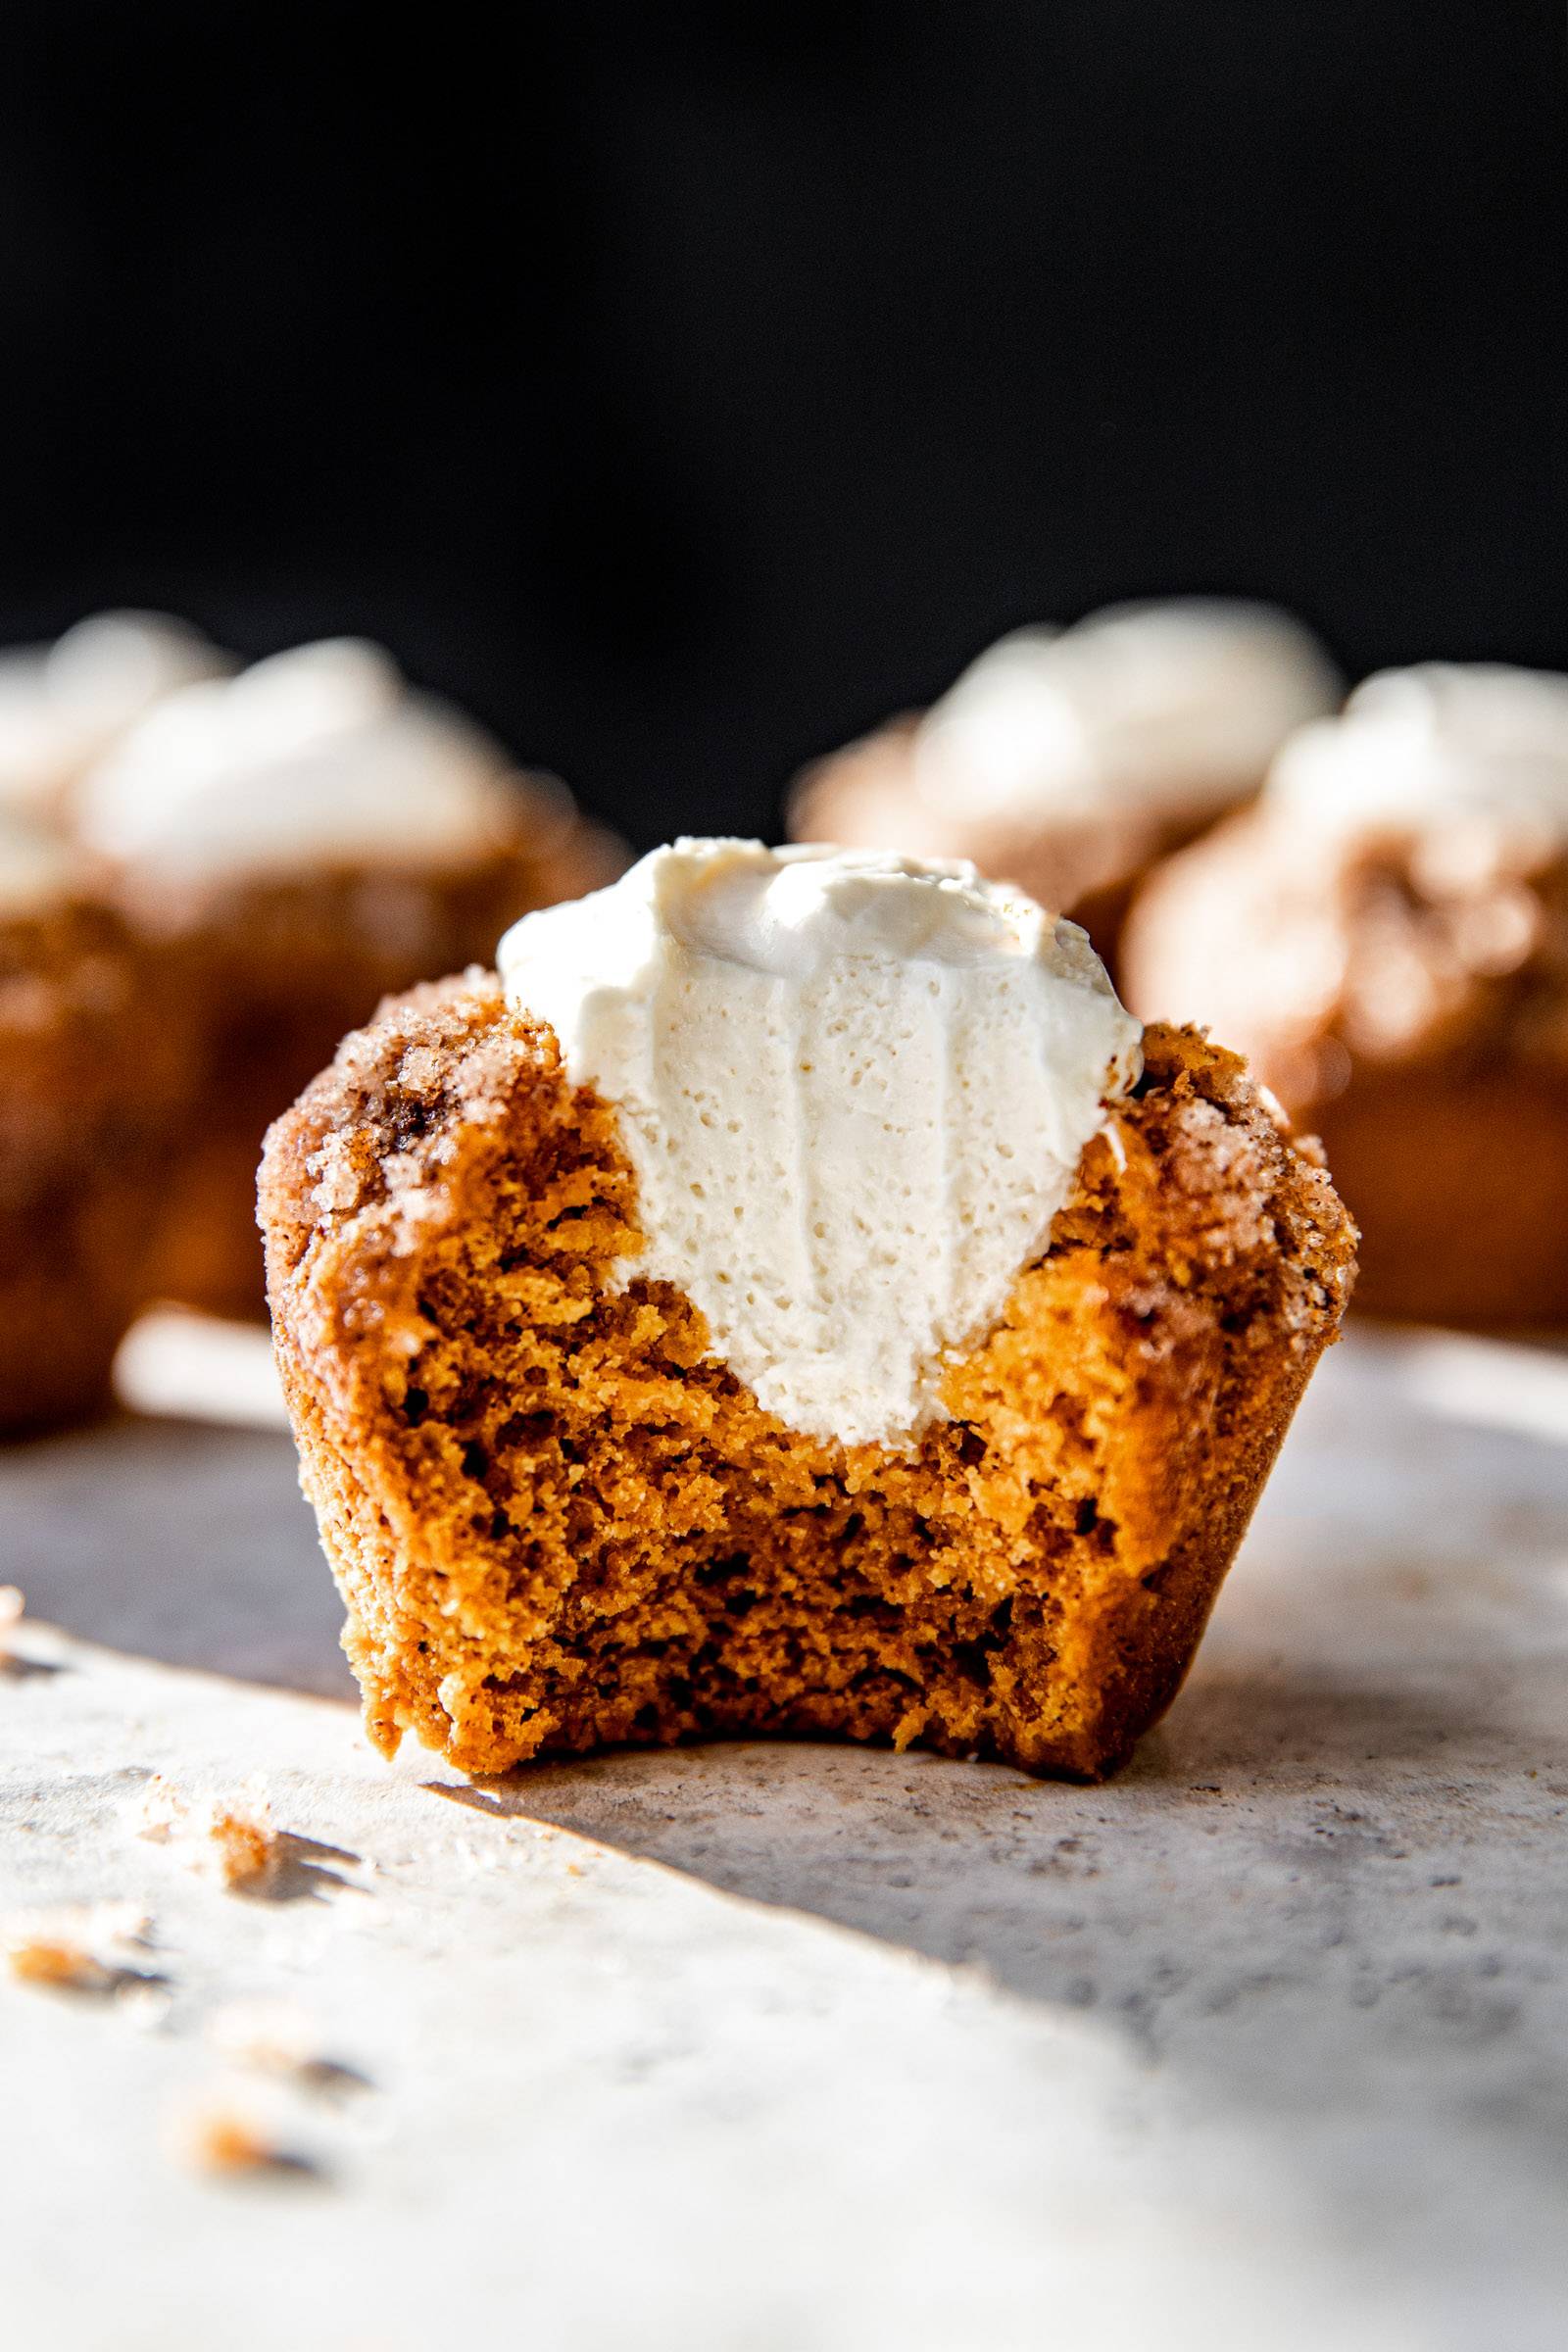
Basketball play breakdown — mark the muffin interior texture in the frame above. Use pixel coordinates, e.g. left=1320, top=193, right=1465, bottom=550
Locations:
left=263, top=983, right=1354, bottom=1780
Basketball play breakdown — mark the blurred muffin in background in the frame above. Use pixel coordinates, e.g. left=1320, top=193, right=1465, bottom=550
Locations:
left=0, top=611, right=231, bottom=827
left=75, top=638, right=626, bottom=1321
left=0, top=811, right=193, bottom=1432
left=1122, top=662, right=1568, bottom=1326
left=790, top=599, right=1341, bottom=970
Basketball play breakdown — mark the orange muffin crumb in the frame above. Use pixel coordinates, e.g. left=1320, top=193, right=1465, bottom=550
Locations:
left=134, top=1775, right=280, bottom=1889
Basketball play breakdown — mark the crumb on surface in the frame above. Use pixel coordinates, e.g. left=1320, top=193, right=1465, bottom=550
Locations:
left=3, top=1902, right=153, bottom=1994
left=133, top=1774, right=281, bottom=1889
left=164, top=2086, right=316, bottom=2180
left=5, top=1926, right=117, bottom=1994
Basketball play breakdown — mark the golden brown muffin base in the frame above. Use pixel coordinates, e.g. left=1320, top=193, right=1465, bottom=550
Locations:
left=0, top=897, right=191, bottom=1433
left=262, top=984, right=1354, bottom=1781
left=1305, top=1078, right=1568, bottom=1326
left=790, top=718, right=1236, bottom=975
left=126, top=812, right=625, bottom=1321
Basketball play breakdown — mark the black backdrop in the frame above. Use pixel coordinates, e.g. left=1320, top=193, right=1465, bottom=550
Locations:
left=2, top=4, right=1564, bottom=849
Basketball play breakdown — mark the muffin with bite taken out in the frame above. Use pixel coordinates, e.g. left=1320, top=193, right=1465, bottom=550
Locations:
left=261, top=839, right=1355, bottom=1781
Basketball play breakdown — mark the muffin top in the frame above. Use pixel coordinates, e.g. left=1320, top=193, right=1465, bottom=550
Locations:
left=909, top=598, right=1342, bottom=826
left=74, top=638, right=550, bottom=887
left=1124, top=661, right=1568, bottom=1087
left=1266, top=662, right=1568, bottom=874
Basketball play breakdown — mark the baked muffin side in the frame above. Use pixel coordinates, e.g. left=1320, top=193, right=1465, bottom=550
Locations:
left=263, top=985, right=1354, bottom=1780
left=0, top=894, right=192, bottom=1431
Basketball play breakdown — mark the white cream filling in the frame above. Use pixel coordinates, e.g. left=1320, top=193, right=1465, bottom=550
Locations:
left=74, top=638, right=525, bottom=882
left=912, top=599, right=1342, bottom=824
left=1266, top=662, right=1568, bottom=856
left=0, top=611, right=230, bottom=818
left=499, top=839, right=1142, bottom=1448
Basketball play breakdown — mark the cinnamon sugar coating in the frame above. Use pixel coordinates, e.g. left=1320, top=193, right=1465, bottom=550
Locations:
left=262, top=982, right=1354, bottom=1781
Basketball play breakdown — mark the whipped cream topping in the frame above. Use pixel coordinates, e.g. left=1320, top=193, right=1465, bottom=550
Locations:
left=913, top=600, right=1341, bottom=824
left=0, top=612, right=229, bottom=818
left=499, top=839, right=1142, bottom=1447
left=74, top=639, right=529, bottom=883
left=0, top=809, right=79, bottom=918
left=1266, top=662, right=1568, bottom=856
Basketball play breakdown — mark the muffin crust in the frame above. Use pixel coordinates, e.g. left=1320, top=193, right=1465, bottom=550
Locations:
left=0, top=896, right=190, bottom=1431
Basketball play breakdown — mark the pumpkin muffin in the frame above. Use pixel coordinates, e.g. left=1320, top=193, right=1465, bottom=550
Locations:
left=791, top=600, right=1341, bottom=971
left=0, top=813, right=191, bottom=1433
left=262, top=841, right=1354, bottom=1781
left=76, top=638, right=625, bottom=1320
left=1123, top=662, right=1568, bottom=1326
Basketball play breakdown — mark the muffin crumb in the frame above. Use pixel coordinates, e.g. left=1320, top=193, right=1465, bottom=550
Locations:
left=134, top=1775, right=280, bottom=1889
left=3, top=1902, right=153, bottom=1993
left=164, top=2086, right=318, bottom=2180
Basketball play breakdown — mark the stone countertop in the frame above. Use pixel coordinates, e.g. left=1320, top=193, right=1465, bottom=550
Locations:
left=2, top=1320, right=1565, bottom=2352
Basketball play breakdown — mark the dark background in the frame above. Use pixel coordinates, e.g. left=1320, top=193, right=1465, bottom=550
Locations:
left=1, top=4, right=1564, bottom=850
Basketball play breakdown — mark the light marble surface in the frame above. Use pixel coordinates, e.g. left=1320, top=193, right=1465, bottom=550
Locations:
left=2, top=1323, right=1566, bottom=2351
